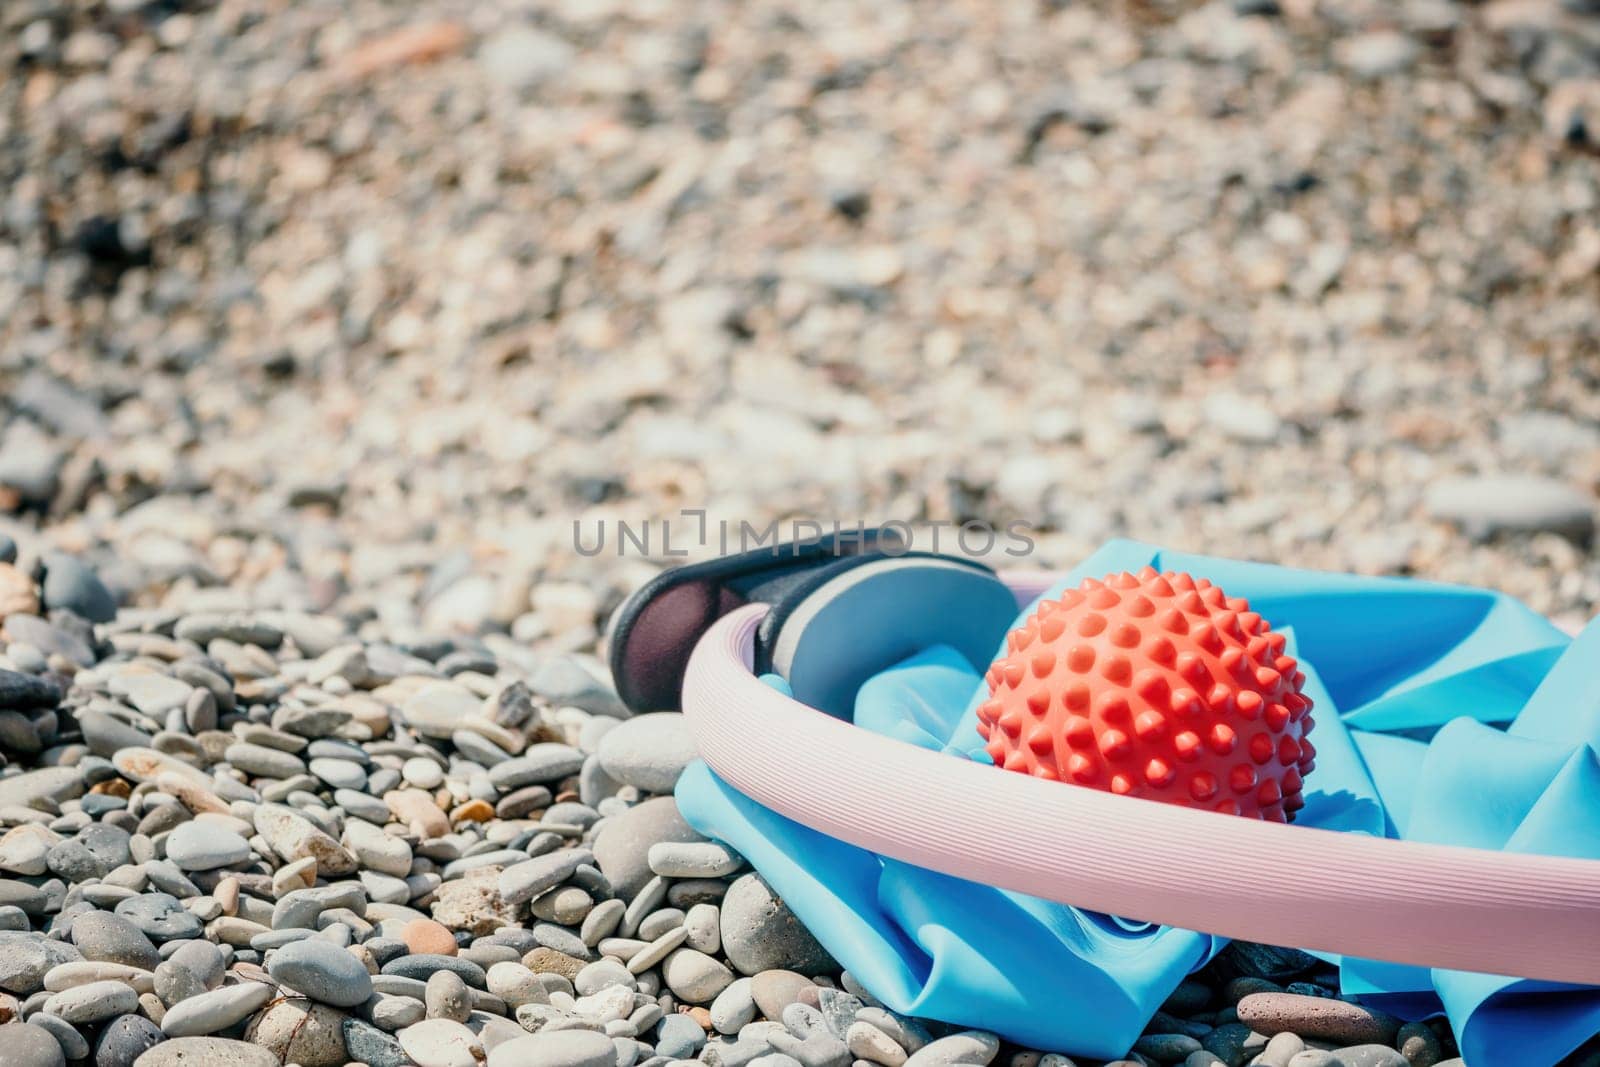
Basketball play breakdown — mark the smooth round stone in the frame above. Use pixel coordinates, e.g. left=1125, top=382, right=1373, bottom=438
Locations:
left=0, top=1022, right=65, bottom=1067
left=45, top=978, right=140, bottom=1022
left=400, top=684, right=479, bottom=739
left=485, top=962, right=547, bottom=1009
left=596, top=713, right=696, bottom=794
left=164, top=823, right=253, bottom=872
left=590, top=797, right=704, bottom=899
left=96, top=1014, right=166, bottom=1067
left=335, top=789, right=392, bottom=824
left=397, top=1019, right=485, bottom=1067
left=116, top=894, right=204, bottom=942
left=370, top=992, right=426, bottom=1030
left=661, top=948, right=733, bottom=1004
left=425, top=970, right=471, bottom=1023
left=1395, top=1022, right=1442, bottom=1067
left=485, top=1031, right=617, bottom=1067
left=721, top=874, right=836, bottom=977
left=749, top=970, right=812, bottom=1022
left=160, top=980, right=274, bottom=1036
left=76, top=710, right=154, bottom=760
left=71, top=912, right=162, bottom=970
left=403, top=758, right=445, bottom=789
left=132, top=1036, right=279, bottom=1067
left=266, top=940, right=373, bottom=1008
left=401, top=918, right=458, bottom=957
left=309, top=759, right=367, bottom=792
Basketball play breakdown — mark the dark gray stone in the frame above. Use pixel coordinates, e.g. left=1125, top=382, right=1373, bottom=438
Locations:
left=96, top=1013, right=166, bottom=1067
left=40, top=554, right=117, bottom=623
left=341, top=1019, right=408, bottom=1067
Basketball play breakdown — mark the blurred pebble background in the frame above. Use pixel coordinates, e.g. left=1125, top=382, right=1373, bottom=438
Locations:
left=2, top=0, right=1598, bottom=638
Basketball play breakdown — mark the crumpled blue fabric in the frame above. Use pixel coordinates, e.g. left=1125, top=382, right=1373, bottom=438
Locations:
left=674, top=539, right=1600, bottom=1062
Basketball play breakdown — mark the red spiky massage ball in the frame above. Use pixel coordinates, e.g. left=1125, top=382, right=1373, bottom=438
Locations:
left=976, top=567, right=1316, bottom=821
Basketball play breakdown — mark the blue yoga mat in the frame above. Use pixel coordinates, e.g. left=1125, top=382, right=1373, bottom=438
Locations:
left=676, top=539, right=1599, bottom=1063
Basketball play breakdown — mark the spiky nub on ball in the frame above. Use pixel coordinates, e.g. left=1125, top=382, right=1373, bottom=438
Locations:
left=977, top=567, right=1315, bottom=821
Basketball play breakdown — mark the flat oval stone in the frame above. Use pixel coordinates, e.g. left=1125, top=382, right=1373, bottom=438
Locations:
left=498, top=849, right=591, bottom=906
left=381, top=953, right=486, bottom=989
left=1237, top=993, right=1401, bottom=1047
left=485, top=1030, right=617, bottom=1067
left=134, top=1036, right=282, bottom=1067
left=44, top=978, right=140, bottom=1022
left=43, top=960, right=154, bottom=994
left=308, top=758, right=367, bottom=791
left=159, top=981, right=274, bottom=1037
left=903, top=1030, right=1000, bottom=1066
left=266, top=940, right=373, bottom=1008
left=485, top=744, right=585, bottom=791
left=164, top=823, right=252, bottom=871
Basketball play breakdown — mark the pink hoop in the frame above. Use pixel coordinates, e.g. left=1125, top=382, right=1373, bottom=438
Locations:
left=682, top=600, right=1600, bottom=984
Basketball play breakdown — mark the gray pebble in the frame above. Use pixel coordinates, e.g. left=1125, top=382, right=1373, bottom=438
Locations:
left=40, top=555, right=116, bottom=623
left=0, top=1022, right=65, bottom=1067
left=159, top=980, right=274, bottom=1036
left=95, top=1013, right=166, bottom=1067
left=591, top=798, right=704, bottom=900
left=265, top=939, right=373, bottom=1007
left=596, top=713, right=697, bottom=794
left=902, top=1031, right=998, bottom=1066
left=647, top=841, right=742, bottom=879
left=163, top=823, right=252, bottom=871
left=1329, top=1047, right=1408, bottom=1067
left=44, top=978, right=140, bottom=1022
left=721, top=875, right=835, bottom=977
left=70, top=912, right=161, bottom=970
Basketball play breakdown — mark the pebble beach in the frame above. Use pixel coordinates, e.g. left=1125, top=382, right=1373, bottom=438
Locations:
left=2, top=0, right=1599, bottom=1064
